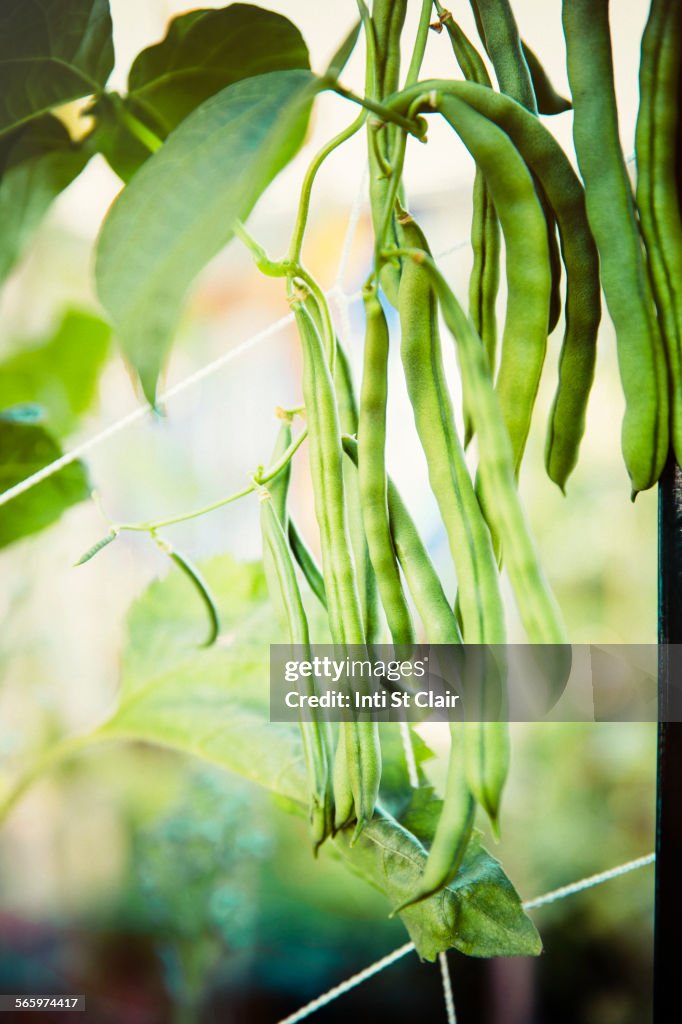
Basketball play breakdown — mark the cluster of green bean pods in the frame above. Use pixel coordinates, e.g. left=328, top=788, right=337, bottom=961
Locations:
left=253, top=0, right=678, bottom=910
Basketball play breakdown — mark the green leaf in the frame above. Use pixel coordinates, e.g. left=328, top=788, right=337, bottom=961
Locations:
left=0, top=0, right=114, bottom=135
left=88, top=4, right=310, bottom=184
left=96, top=68, right=319, bottom=404
left=89, top=555, right=540, bottom=961
left=335, top=815, right=542, bottom=961
left=126, top=4, right=309, bottom=138
left=99, top=555, right=308, bottom=801
left=0, top=407, right=90, bottom=548
left=0, top=309, right=111, bottom=434
left=0, top=116, right=90, bottom=282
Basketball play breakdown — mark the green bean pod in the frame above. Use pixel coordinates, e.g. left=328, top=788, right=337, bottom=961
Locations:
left=437, top=7, right=492, bottom=87
left=636, top=0, right=682, bottom=465
left=438, top=96, right=552, bottom=474
left=332, top=724, right=355, bottom=832
left=521, top=42, right=571, bottom=115
left=260, top=493, right=332, bottom=850
left=261, top=417, right=294, bottom=633
left=562, top=0, right=669, bottom=494
left=416, top=253, right=568, bottom=645
left=343, top=434, right=463, bottom=645
left=398, top=213, right=505, bottom=645
left=288, top=518, right=327, bottom=609
left=468, top=0, right=536, bottom=111
left=335, top=337, right=382, bottom=644
left=436, top=9, right=501, bottom=443
left=465, top=719, right=509, bottom=837
left=468, top=172, right=500, bottom=396
left=293, top=297, right=379, bottom=834
left=392, top=723, right=475, bottom=913
left=168, top=549, right=220, bottom=648
left=293, top=299, right=364, bottom=644
left=435, top=80, right=601, bottom=490
left=359, top=284, right=415, bottom=648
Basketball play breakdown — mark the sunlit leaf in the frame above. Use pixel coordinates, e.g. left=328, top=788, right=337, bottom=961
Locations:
left=93, top=555, right=540, bottom=960
left=335, top=817, right=542, bottom=961
left=89, top=4, right=310, bottom=183
left=96, top=68, right=319, bottom=404
left=126, top=4, right=309, bottom=138
left=0, top=309, right=111, bottom=434
left=0, top=0, right=114, bottom=135
left=0, top=407, right=90, bottom=548
left=99, top=555, right=307, bottom=799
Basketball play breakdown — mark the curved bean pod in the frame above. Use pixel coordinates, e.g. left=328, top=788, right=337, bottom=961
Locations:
left=438, top=95, right=552, bottom=474
left=398, top=213, right=505, bottom=645
left=292, top=296, right=379, bottom=834
left=468, top=0, right=535, bottom=110
left=413, top=252, right=568, bottom=644
left=435, top=8, right=501, bottom=442
left=166, top=552, right=218, bottom=647
left=359, top=283, right=415, bottom=648
left=392, top=723, right=475, bottom=913
left=288, top=518, right=327, bottom=609
left=260, top=493, right=332, bottom=850
left=433, top=80, right=601, bottom=490
left=521, top=42, right=571, bottom=115
left=562, top=0, right=669, bottom=494
left=342, top=434, right=463, bottom=645
left=335, top=335, right=382, bottom=644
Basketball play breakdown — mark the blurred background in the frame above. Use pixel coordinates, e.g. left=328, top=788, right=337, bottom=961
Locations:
left=0, top=1, right=657, bottom=1021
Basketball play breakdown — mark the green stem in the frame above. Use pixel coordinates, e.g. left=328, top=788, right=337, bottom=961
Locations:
left=288, top=112, right=367, bottom=263
left=404, top=0, right=435, bottom=87
left=330, top=80, right=426, bottom=138
left=117, top=428, right=308, bottom=534
left=233, top=221, right=291, bottom=277
left=356, top=0, right=379, bottom=99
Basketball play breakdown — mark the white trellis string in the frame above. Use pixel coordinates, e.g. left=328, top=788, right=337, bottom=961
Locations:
left=439, top=952, right=457, bottom=1024
left=274, top=851, right=655, bottom=1024
left=0, top=240, right=473, bottom=514
left=275, top=941, right=416, bottom=1024
left=522, top=851, right=655, bottom=910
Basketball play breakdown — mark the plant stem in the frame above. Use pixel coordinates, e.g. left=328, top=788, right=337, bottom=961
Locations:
left=330, top=80, right=426, bottom=138
left=116, top=428, right=308, bottom=534
left=233, top=221, right=291, bottom=277
left=288, top=112, right=367, bottom=263
left=405, top=0, right=435, bottom=87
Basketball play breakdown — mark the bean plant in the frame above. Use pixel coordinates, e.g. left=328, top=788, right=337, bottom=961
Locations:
left=0, top=0, right=678, bottom=971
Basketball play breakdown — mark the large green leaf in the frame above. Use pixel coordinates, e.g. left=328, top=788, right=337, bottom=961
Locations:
left=88, top=4, right=310, bottom=183
left=335, top=818, right=542, bottom=961
left=94, top=555, right=540, bottom=961
left=0, top=0, right=114, bottom=135
left=0, top=407, right=90, bottom=548
left=95, top=68, right=318, bottom=404
left=99, top=555, right=307, bottom=800
left=0, top=310, right=111, bottom=435
left=127, top=4, right=309, bottom=137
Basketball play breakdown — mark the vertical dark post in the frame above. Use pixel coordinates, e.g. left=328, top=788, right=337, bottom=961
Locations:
left=655, top=457, right=682, bottom=1021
